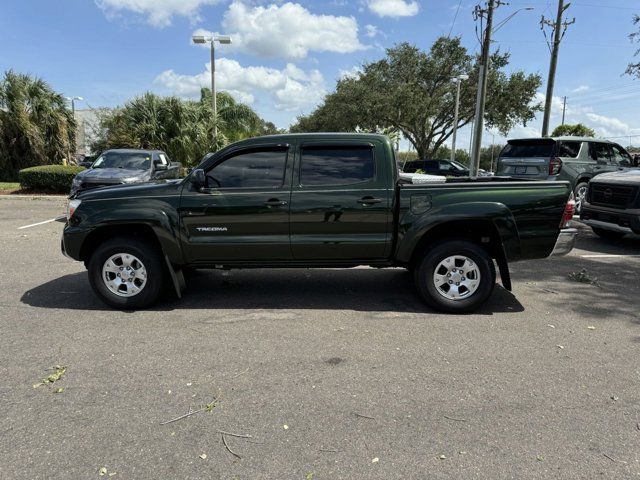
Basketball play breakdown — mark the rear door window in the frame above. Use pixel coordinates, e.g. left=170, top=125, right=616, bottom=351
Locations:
left=557, top=141, right=581, bottom=158
left=423, top=160, right=439, bottom=173
left=500, top=141, right=555, bottom=158
left=300, top=146, right=375, bottom=186
left=590, top=143, right=613, bottom=163
left=403, top=161, right=421, bottom=173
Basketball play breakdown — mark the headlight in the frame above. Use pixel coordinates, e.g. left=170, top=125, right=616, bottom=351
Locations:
left=67, top=199, right=82, bottom=220
left=72, top=177, right=82, bottom=187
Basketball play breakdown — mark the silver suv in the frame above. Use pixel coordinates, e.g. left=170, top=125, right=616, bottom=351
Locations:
left=496, top=137, right=635, bottom=212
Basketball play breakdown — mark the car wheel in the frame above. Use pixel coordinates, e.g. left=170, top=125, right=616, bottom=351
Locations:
left=574, top=182, right=589, bottom=215
left=88, top=237, right=165, bottom=309
left=414, top=240, right=496, bottom=313
left=592, top=227, right=626, bottom=240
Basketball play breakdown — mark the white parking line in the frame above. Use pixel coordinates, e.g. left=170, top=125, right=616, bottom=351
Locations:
left=580, top=254, right=640, bottom=259
left=18, top=215, right=66, bottom=230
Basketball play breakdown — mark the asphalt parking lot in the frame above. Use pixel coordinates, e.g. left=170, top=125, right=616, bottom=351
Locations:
left=0, top=196, right=639, bottom=480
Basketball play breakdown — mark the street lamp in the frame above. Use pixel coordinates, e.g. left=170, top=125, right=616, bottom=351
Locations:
left=65, top=96, right=84, bottom=165
left=450, top=74, right=469, bottom=163
left=193, top=34, right=232, bottom=143
left=66, top=96, right=83, bottom=116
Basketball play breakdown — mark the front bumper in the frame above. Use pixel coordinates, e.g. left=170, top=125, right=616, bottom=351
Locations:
left=581, top=219, right=634, bottom=235
left=61, top=226, right=88, bottom=261
left=581, top=205, right=640, bottom=234
left=549, top=228, right=577, bottom=257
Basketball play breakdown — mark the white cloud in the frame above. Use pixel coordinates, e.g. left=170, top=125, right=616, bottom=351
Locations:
left=365, top=24, right=379, bottom=38
left=571, top=85, right=590, bottom=94
left=216, top=1, right=365, bottom=60
left=366, top=0, right=419, bottom=17
left=155, top=58, right=326, bottom=111
left=338, top=66, right=362, bottom=80
left=524, top=92, right=637, bottom=139
left=96, top=0, right=221, bottom=27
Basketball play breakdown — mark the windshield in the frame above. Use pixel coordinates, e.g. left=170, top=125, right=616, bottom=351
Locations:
left=501, top=141, right=555, bottom=158
left=92, top=152, right=152, bottom=170
left=450, top=160, right=467, bottom=170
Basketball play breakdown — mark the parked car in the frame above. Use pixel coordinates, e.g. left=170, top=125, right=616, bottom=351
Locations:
left=580, top=169, right=640, bottom=239
left=70, top=149, right=181, bottom=195
left=62, top=133, right=576, bottom=313
left=402, top=159, right=470, bottom=176
left=496, top=137, right=635, bottom=213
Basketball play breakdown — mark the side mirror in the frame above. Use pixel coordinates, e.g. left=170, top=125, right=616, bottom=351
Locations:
left=154, top=163, right=168, bottom=171
left=191, top=168, right=206, bottom=189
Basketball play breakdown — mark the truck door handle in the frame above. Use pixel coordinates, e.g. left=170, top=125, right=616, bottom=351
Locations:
left=358, top=196, right=382, bottom=205
left=264, top=198, right=288, bottom=207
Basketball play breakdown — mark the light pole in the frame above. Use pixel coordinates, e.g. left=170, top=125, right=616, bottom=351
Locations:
left=192, top=34, right=232, bottom=143
left=450, top=74, right=469, bottom=163
left=65, top=96, right=83, bottom=165
left=470, top=5, right=534, bottom=177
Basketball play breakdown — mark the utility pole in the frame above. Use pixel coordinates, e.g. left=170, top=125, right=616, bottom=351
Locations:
left=541, top=0, right=574, bottom=137
left=450, top=74, right=469, bottom=163
left=470, top=1, right=499, bottom=178
left=561, top=96, right=567, bottom=125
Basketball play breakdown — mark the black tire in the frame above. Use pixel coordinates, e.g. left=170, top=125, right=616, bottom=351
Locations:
left=574, top=182, right=589, bottom=215
left=88, top=237, right=165, bottom=309
left=414, top=240, right=496, bottom=313
left=592, top=227, right=626, bottom=240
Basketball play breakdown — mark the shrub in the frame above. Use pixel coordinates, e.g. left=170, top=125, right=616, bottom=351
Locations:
left=19, top=165, right=85, bottom=193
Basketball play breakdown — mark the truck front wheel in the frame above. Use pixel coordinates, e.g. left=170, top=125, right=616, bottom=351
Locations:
left=414, top=240, right=496, bottom=313
left=87, top=237, right=165, bottom=309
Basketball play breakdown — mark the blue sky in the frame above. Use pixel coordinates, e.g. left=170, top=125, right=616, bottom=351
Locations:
left=1, top=0, right=639, bottom=148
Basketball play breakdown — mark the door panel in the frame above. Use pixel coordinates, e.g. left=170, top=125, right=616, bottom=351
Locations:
left=179, top=147, right=292, bottom=263
left=289, top=142, right=392, bottom=260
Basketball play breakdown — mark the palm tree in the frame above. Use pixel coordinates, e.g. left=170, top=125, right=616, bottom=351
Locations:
left=91, top=90, right=272, bottom=167
left=0, top=70, right=75, bottom=180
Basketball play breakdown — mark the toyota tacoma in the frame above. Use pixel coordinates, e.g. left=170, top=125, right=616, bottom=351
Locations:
left=62, top=133, right=576, bottom=313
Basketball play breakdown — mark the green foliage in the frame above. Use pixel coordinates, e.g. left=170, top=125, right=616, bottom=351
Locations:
left=19, top=165, right=84, bottom=192
left=291, top=38, right=542, bottom=159
left=0, top=70, right=76, bottom=181
left=551, top=123, right=596, bottom=138
left=91, top=89, right=274, bottom=168
left=627, top=14, right=640, bottom=78
left=0, top=182, right=20, bottom=191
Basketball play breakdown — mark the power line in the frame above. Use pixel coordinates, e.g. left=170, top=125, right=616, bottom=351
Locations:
left=448, top=0, right=464, bottom=37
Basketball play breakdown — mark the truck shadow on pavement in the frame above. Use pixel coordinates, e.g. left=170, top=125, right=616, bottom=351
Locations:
left=21, top=268, right=523, bottom=315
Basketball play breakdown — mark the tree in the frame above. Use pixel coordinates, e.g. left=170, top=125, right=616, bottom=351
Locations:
left=0, top=71, right=75, bottom=180
left=551, top=123, right=595, bottom=137
left=91, top=90, right=272, bottom=167
left=627, top=14, right=640, bottom=78
left=291, top=38, right=542, bottom=159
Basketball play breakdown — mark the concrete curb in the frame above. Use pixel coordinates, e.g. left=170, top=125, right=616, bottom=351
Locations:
left=0, top=194, right=67, bottom=200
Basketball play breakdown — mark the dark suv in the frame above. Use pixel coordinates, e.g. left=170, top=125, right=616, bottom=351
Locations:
left=402, top=159, right=470, bottom=176
left=496, top=137, right=634, bottom=212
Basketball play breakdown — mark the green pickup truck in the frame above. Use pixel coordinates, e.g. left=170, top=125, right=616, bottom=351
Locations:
left=62, top=133, right=576, bottom=313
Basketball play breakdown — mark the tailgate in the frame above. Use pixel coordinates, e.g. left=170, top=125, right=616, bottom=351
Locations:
left=497, top=139, right=555, bottom=178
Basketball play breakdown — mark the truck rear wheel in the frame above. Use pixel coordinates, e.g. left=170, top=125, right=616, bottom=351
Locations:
left=88, top=237, right=164, bottom=309
left=414, top=240, right=496, bottom=313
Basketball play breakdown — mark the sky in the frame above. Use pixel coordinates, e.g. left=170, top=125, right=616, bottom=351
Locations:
left=1, top=0, right=640, bottom=150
